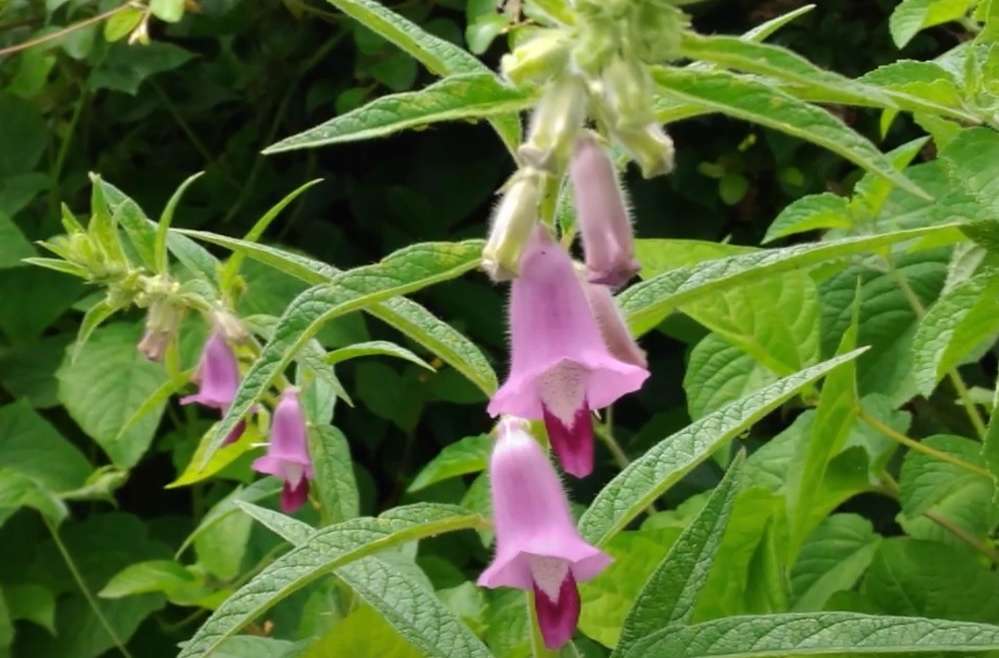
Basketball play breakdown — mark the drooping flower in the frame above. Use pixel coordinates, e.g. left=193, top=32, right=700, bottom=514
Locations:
left=137, top=298, right=182, bottom=362
left=487, top=226, right=649, bottom=477
left=253, top=388, right=314, bottom=513
left=482, top=168, right=543, bottom=282
left=181, top=329, right=245, bottom=445
left=478, top=417, right=611, bottom=650
left=570, top=133, right=640, bottom=288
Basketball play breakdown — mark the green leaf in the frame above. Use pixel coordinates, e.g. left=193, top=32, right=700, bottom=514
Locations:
left=103, top=7, right=144, bottom=41
left=308, top=425, right=360, bottom=525
left=790, top=514, right=881, bottom=611
left=203, top=240, right=484, bottom=466
left=57, top=323, right=169, bottom=469
left=177, top=229, right=497, bottom=395
left=214, top=637, right=299, bottom=658
left=111, top=195, right=157, bottom=270
left=195, top=498, right=253, bottom=582
left=167, top=420, right=264, bottom=488
left=741, top=4, right=815, bottom=42
left=176, top=478, right=282, bottom=558
left=236, top=501, right=314, bottom=545
left=0, top=400, right=90, bottom=492
left=912, top=266, right=999, bottom=396
left=762, top=193, right=851, bottom=244
left=619, top=223, right=961, bottom=336
left=177, top=504, right=483, bottom=658
left=156, top=172, right=204, bottom=274
left=890, top=0, right=975, bottom=48
left=0, top=469, right=67, bottom=525
left=4, top=584, right=56, bottom=634
left=615, top=455, right=743, bottom=656
left=649, top=67, right=929, bottom=200
left=859, top=60, right=971, bottom=119
left=71, top=299, right=121, bottom=363
left=98, top=560, right=200, bottom=599
left=408, top=434, right=491, bottom=492
left=0, top=93, right=46, bottom=177
left=678, top=33, right=894, bottom=108
left=578, top=349, right=867, bottom=546
left=89, top=42, right=194, bottom=95
left=0, top=213, right=35, bottom=269
left=899, top=434, right=991, bottom=517
left=862, top=538, right=999, bottom=621
left=150, top=0, right=186, bottom=22
left=303, top=604, right=424, bottom=658
left=266, top=73, right=531, bottom=153
left=986, top=372, right=999, bottom=500
left=620, top=612, right=999, bottom=658
left=683, top=334, right=778, bottom=419
left=326, top=340, right=434, bottom=371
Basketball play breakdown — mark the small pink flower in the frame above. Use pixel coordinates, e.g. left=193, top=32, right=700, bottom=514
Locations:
left=570, top=133, right=640, bottom=289
left=478, top=418, right=611, bottom=650
left=181, top=330, right=245, bottom=445
left=581, top=279, right=648, bottom=370
left=487, top=227, right=649, bottom=477
left=253, top=388, right=314, bottom=513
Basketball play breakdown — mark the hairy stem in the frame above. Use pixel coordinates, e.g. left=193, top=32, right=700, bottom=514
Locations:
left=860, top=408, right=990, bottom=478
left=923, top=508, right=999, bottom=563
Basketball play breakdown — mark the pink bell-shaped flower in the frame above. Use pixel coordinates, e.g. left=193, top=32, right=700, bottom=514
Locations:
left=570, top=133, right=640, bottom=289
left=181, top=330, right=246, bottom=445
left=581, top=279, right=648, bottom=370
left=487, top=226, right=649, bottom=477
left=252, top=388, right=314, bottom=513
left=478, top=418, right=611, bottom=650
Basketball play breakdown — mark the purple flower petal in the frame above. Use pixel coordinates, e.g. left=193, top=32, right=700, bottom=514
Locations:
left=533, top=571, right=581, bottom=650
left=543, top=402, right=594, bottom=478
left=281, top=478, right=310, bottom=514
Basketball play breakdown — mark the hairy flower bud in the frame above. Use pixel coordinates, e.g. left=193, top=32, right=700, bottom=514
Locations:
left=501, top=28, right=569, bottom=88
left=518, top=76, right=588, bottom=173
left=610, top=122, right=675, bottom=179
left=482, top=168, right=543, bottom=282
left=137, top=299, right=183, bottom=362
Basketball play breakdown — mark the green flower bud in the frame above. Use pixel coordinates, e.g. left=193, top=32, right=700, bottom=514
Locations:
left=482, top=168, right=543, bottom=282
left=600, top=56, right=655, bottom=129
left=518, top=76, right=588, bottom=172
left=501, top=28, right=570, bottom=87
left=610, top=122, right=675, bottom=179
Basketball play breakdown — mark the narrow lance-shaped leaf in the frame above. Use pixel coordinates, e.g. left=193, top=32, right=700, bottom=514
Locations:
left=307, top=425, right=360, bottom=525
left=265, top=74, right=532, bottom=154
left=741, top=4, right=815, bottom=42
left=579, top=349, right=867, bottom=546
left=649, top=67, right=929, bottom=200
left=179, top=227, right=497, bottom=393
left=235, top=501, right=314, bottom=545
left=325, top=340, right=434, bottom=371
left=614, top=453, right=744, bottom=657
left=201, top=240, right=484, bottom=467
left=621, top=612, right=999, bottom=658
left=177, top=504, right=484, bottom=658
left=618, top=223, right=965, bottom=335
left=155, top=171, right=204, bottom=274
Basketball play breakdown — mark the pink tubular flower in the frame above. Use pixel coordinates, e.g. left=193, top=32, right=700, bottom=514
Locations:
left=581, top=280, right=648, bottom=370
left=181, top=330, right=245, bottom=445
left=570, top=133, right=640, bottom=289
left=478, top=418, right=611, bottom=650
left=253, top=388, right=314, bottom=513
left=487, top=227, right=649, bottom=477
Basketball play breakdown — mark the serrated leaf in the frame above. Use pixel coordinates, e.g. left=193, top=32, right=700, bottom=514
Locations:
left=266, top=73, right=531, bottom=153
left=790, top=514, right=880, bottom=611
left=899, top=434, right=990, bottom=517
left=890, top=0, right=975, bottom=48
left=684, top=334, right=778, bottom=419
left=177, top=504, right=484, bottom=658
left=578, top=350, right=866, bottom=546
left=408, top=434, right=491, bottom=492
left=912, top=267, right=999, bottom=395
left=203, top=241, right=484, bottom=465
left=650, top=67, right=929, bottom=200
left=57, top=323, right=169, bottom=469
left=326, top=340, right=434, bottom=371
left=621, top=612, right=999, bottom=658
left=678, top=33, right=894, bottom=108
left=762, top=193, right=851, bottom=244
left=177, top=229, right=497, bottom=395
left=308, top=425, right=360, bottom=525
left=860, top=60, right=971, bottom=120
left=614, top=455, right=743, bottom=656
left=620, top=223, right=962, bottom=336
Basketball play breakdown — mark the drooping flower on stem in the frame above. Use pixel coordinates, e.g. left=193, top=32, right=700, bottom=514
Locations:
left=482, top=168, right=543, bottom=282
left=487, top=226, right=649, bottom=477
left=478, top=417, right=611, bottom=650
left=570, top=132, right=640, bottom=289
left=580, top=277, right=647, bottom=370
left=181, top=329, right=246, bottom=445
left=253, top=388, right=314, bottom=513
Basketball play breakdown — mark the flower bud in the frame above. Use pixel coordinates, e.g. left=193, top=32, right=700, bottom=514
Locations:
left=518, top=76, right=588, bottom=173
left=482, top=169, right=543, bottom=282
left=501, top=29, right=569, bottom=88
left=137, top=298, right=183, bottom=362
left=600, top=57, right=654, bottom=130
left=610, top=122, right=675, bottom=179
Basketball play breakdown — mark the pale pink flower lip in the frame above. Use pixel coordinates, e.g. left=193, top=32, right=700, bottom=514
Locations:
left=181, top=330, right=246, bottom=445
left=253, top=388, right=315, bottom=513
left=487, top=226, right=649, bottom=477
left=477, top=419, right=611, bottom=649
left=570, top=133, right=641, bottom=289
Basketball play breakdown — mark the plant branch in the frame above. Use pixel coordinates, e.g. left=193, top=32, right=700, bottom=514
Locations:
left=46, top=518, right=135, bottom=658
left=0, top=3, right=136, bottom=57
left=860, top=408, right=990, bottom=478
left=923, top=509, right=999, bottom=563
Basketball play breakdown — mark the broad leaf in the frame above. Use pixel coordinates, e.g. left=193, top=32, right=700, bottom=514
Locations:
left=578, top=349, right=866, bottom=546
left=762, top=193, right=851, bottom=244
left=408, top=434, right=492, bottom=492
left=890, top=0, right=975, bottom=48
left=683, top=334, right=777, bottom=419
left=614, top=454, right=743, bottom=656
left=0, top=399, right=90, bottom=492
left=621, top=612, right=999, bottom=658
left=177, top=504, right=484, bottom=658
left=898, top=434, right=991, bottom=518
left=265, top=73, right=531, bottom=153
left=790, top=514, right=881, bottom=611
left=308, top=425, right=360, bottom=525
left=203, top=240, right=483, bottom=466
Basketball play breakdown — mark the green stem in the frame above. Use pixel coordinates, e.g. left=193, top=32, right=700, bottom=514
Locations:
left=526, top=591, right=558, bottom=658
left=595, top=407, right=629, bottom=470
left=923, top=508, right=999, bottom=563
left=860, top=409, right=990, bottom=478
left=45, top=518, right=135, bottom=658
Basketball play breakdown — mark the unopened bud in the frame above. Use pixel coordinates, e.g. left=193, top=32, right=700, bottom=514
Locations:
left=518, top=76, right=588, bottom=172
left=138, top=298, right=183, bottom=362
left=601, top=57, right=654, bottom=129
left=482, top=169, right=543, bottom=282
left=501, top=29, right=569, bottom=88
left=610, top=122, right=675, bottom=179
